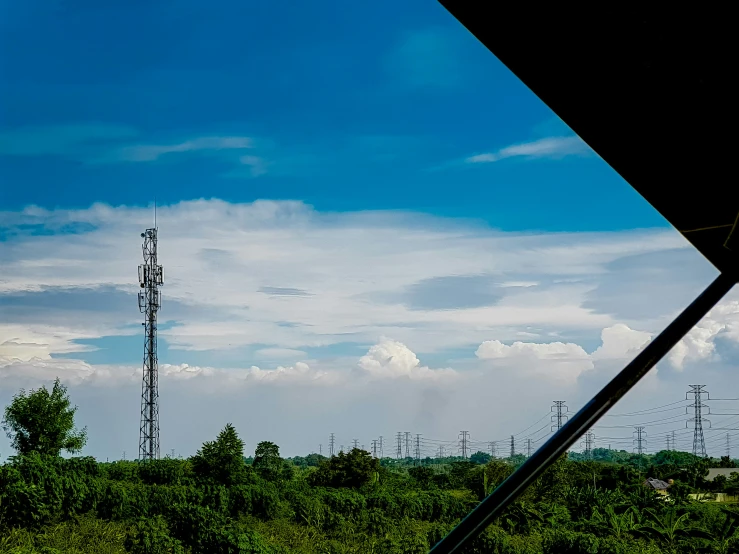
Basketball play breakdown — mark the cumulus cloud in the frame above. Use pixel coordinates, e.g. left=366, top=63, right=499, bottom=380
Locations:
left=357, top=339, right=458, bottom=381
left=2, top=199, right=737, bottom=459
left=668, top=300, right=739, bottom=370
left=476, top=339, right=593, bottom=384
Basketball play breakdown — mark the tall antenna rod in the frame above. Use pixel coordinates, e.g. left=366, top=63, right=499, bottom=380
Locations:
left=138, top=223, right=164, bottom=461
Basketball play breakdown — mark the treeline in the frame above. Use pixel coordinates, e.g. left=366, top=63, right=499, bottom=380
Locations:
left=1, top=379, right=739, bottom=553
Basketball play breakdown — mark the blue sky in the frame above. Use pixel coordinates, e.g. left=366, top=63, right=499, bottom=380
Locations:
left=2, top=0, right=737, bottom=460
left=1, top=0, right=663, bottom=230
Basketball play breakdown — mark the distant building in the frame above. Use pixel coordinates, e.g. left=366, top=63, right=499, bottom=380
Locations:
left=643, top=477, right=671, bottom=495
left=705, top=468, right=739, bottom=482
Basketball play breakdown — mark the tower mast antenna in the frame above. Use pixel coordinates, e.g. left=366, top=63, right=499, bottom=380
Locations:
left=138, top=221, right=164, bottom=461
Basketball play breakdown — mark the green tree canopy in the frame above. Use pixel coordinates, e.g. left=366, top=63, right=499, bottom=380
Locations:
left=190, top=423, right=247, bottom=486
left=309, top=448, right=380, bottom=488
left=2, top=377, right=87, bottom=456
left=253, top=441, right=284, bottom=481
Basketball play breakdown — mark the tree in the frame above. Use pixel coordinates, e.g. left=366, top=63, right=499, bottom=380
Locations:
left=2, top=378, right=87, bottom=456
left=308, top=448, right=379, bottom=488
left=470, top=451, right=491, bottom=465
left=190, top=423, right=246, bottom=486
left=253, top=441, right=284, bottom=481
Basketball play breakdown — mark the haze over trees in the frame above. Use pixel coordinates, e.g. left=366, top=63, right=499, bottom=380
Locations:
left=1, top=379, right=738, bottom=553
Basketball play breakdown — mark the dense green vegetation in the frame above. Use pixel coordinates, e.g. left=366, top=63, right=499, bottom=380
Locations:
left=2, top=381, right=739, bottom=553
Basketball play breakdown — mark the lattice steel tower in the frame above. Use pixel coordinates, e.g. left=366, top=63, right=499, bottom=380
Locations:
left=138, top=227, right=164, bottom=461
left=686, top=385, right=710, bottom=458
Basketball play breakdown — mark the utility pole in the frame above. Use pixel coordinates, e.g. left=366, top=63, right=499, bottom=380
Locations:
left=459, top=431, right=470, bottom=459
left=415, top=434, right=422, bottom=465
left=510, top=435, right=515, bottom=458
left=687, top=385, right=709, bottom=458
left=329, top=433, right=335, bottom=457
left=551, top=401, right=568, bottom=432
left=138, top=225, right=164, bottom=462
left=405, top=432, right=411, bottom=458
left=526, top=438, right=533, bottom=458
left=633, top=426, right=646, bottom=456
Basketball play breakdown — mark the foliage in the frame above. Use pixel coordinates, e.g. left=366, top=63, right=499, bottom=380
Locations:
left=308, top=448, right=380, bottom=489
left=190, top=423, right=247, bottom=487
left=2, top=379, right=87, bottom=457
left=4, top=382, right=739, bottom=553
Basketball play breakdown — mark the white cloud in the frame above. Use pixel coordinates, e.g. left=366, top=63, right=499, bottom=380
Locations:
left=117, top=136, right=253, bottom=162
left=357, top=338, right=458, bottom=381
left=591, top=324, right=652, bottom=361
left=476, top=339, right=593, bottom=384
left=465, top=136, right=590, bottom=164
left=0, top=200, right=693, bottom=358
left=668, top=300, right=739, bottom=370
left=3, top=199, right=737, bottom=459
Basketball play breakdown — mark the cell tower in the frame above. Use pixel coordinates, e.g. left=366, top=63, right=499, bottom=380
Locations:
left=686, top=385, right=709, bottom=458
left=138, top=226, right=164, bottom=462
left=551, top=401, right=568, bottom=432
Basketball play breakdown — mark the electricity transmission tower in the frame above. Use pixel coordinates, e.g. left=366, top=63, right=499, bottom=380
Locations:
left=727, top=434, right=731, bottom=458
left=371, top=439, right=378, bottom=458
left=405, top=432, right=411, bottom=458
left=633, top=426, right=647, bottom=455
left=526, top=438, right=532, bottom=458
left=138, top=226, right=164, bottom=462
left=551, top=401, right=568, bottom=432
left=686, top=385, right=709, bottom=457
left=396, top=432, right=403, bottom=459
left=582, top=431, right=594, bottom=458
left=415, top=434, right=422, bottom=465
left=671, top=430, right=676, bottom=452
left=352, top=439, right=359, bottom=450
left=329, top=433, right=335, bottom=457
left=489, top=441, right=496, bottom=458
left=510, top=435, right=515, bottom=458
left=379, top=436, right=384, bottom=458
left=459, top=431, right=470, bottom=459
